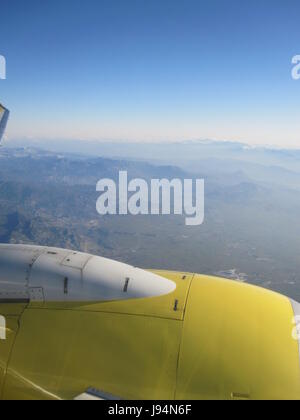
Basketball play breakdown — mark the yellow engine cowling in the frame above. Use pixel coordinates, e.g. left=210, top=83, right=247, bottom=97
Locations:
left=176, top=275, right=300, bottom=400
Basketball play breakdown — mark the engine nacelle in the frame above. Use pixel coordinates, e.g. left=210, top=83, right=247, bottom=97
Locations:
left=0, top=244, right=300, bottom=400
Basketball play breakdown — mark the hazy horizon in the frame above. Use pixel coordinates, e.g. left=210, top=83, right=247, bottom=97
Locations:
left=5, top=136, right=300, bottom=152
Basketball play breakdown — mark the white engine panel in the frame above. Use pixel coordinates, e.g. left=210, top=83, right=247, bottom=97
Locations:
left=0, top=244, right=176, bottom=303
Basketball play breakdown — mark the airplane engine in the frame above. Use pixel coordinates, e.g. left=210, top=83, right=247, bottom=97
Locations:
left=0, top=244, right=299, bottom=400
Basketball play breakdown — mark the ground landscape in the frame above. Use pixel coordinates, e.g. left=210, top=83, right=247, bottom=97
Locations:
left=1, top=140, right=300, bottom=301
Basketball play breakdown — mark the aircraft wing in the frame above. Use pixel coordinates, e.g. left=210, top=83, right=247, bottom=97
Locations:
left=74, top=388, right=122, bottom=401
left=0, top=104, right=9, bottom=144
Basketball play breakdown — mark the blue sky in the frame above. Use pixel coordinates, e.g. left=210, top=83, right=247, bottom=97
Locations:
left=0, top=0, right=300, bottom=147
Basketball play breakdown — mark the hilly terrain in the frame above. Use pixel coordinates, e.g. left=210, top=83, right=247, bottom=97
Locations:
left=1, top=146, right=300, bottom=301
